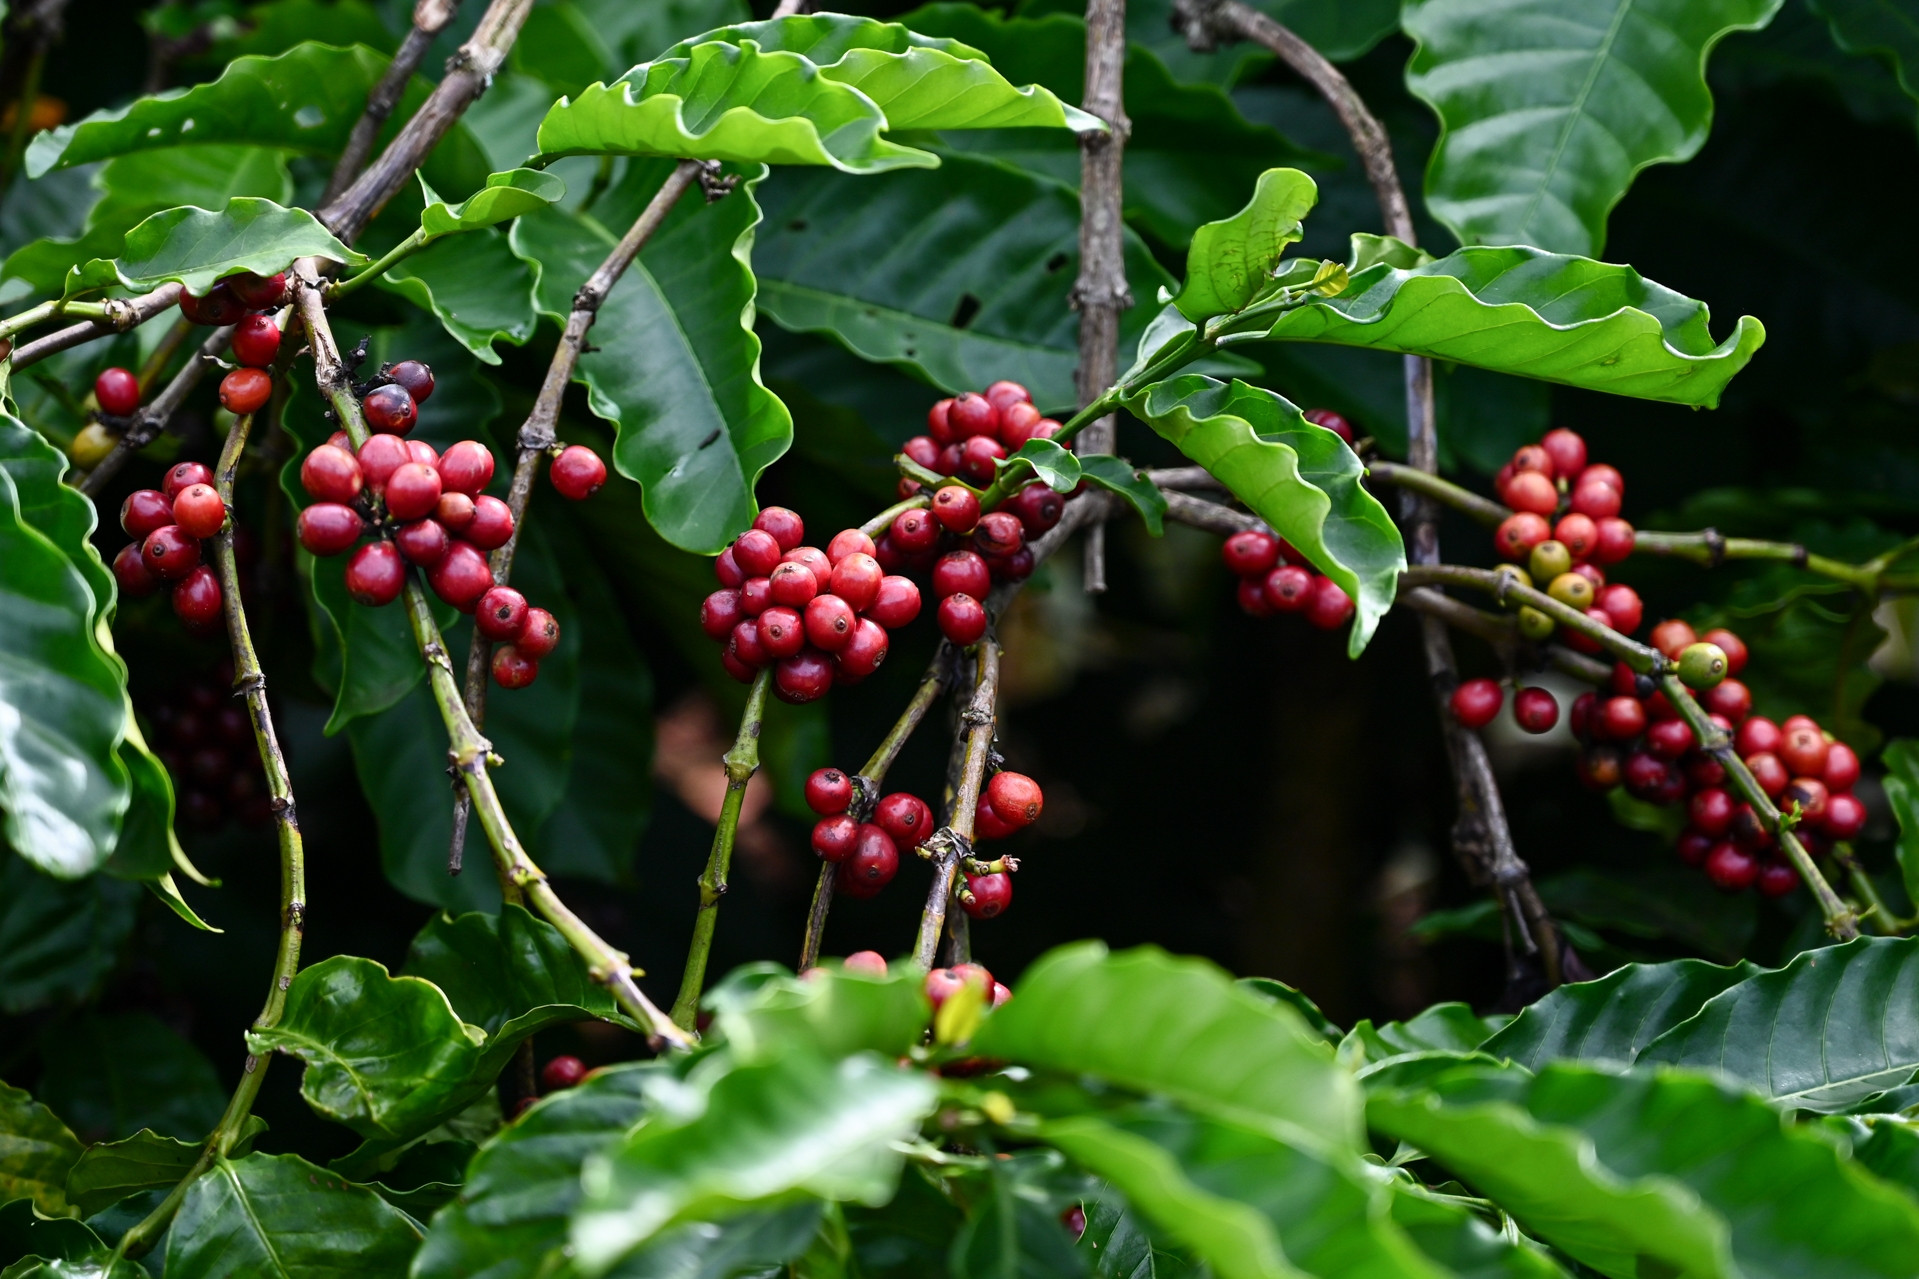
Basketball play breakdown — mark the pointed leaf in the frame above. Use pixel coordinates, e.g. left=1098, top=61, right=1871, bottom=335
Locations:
left=1637, top=937, right=1919, bottom=1112
left=1250, top=241, right=1766, bottom=408
left=400, top=902, right=628, bottom=1038
left=1402, top=0, right=1785, bottom=256
left=1077, top=456, right=1166, bottom=536
left=0, top=1081, right=82, bottom=1216
left=72, top=197, right=361, bottom=298
left=996, top=439, right=1080, bottom=492
left=376, top=229, right=537, bottom=364
left=1118, top=376, right=1403, bottom=657
left=970, top=943, right=1358, bottom=1152
left=1237, top=977, right=1340, bottom=1043
left=1174, top=168, right=1317, bottom=322
left=570, top=1052, right=937, bottom=1273
left=163, top=1152, right=423, bottom=1278
left=1483, top=957, right=1761, bottom=1069
left=420, top=168, right=567, bottom=239
left=63, top=1120, right=265, bottom=1217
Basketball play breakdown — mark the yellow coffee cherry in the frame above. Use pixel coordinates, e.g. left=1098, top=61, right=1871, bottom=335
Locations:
left=68, top=422, right=117, bottom=467
left=1529, top=539, right=1572, bottom=583
left=1548, top=571, right=1594, bottom=611
left=1517, top=606, right=1555, bottom=640
left=1492, top=563, right=1531, bottom=609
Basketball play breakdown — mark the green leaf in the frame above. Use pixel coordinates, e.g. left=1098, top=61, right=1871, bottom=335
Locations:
left=1075, top=1181, right=1179, bottom=1279
left=703, top=964, right=930, bottom=1062
left=1884, top=741, right=1919, bottom=909
left=611, top=1203, right=828, bottom=1278
left=420, top=168, right=568, bottom=239
left=1367, top=1060, right=1919, bottom=1279
left=1387, top=1187, right=1574, bottom=1279
left=1337, top=1004, right=1508, bottom=1069
left=1174, top=169, right=1317, bottom=322
left=26, top=42, right=488, bottom=195
left=1636, top=937, right=1919, bottom=1112
left=1402, top=0, right=1785, bottom=256
left=0, top=854, right=140, bottom=1014
left=1483, top=957, right=1761, bottom=1069
left=1118, top=376, right=1403, bottom=657
left=570, top=1051, right=938, bottom=1273
left=400, top=903, right=628, bottom=1038
left=163, top=1152, right=424, bottom=1278
left=0, top=1198, right=105, bottom=1270
left=73, top=196, right=361, bottom=298
left=63, top=1120, right=265, bottom=1217
left=0, top=1081, right=83, bottom=1216
left=970, top=943, right=1358, bottom=1152
left=412, top=1064, right=660, bottom=1279
left=1810, top=0, right=1919, bottom=115
left=1020, top=0, right=1397, bottom=80
left=376, top=229, right=538, bottom=364
left=753, top=152, right=1176, bottom=413
left=996, top=439, right=1081, bottom=493
left=1249, top=240, right=1767, bottom=408
left=37, top=1013, right=225, bottom=1143
left=511, top=162, right=790, bottom=554
left=1077, top=456, right=1166, bottom=536
left=949, top=1152, right=1090, bottom=1279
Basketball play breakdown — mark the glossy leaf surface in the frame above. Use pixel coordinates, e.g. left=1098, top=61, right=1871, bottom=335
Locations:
left=164, top=1152, right=424, bottom=1278
left=1484, top=957, right=1761, bottom=1069
left=419, top=168, right=567, bottom=239
left=400, top=903, right=626, bottom=1037
left=1175, top=168, right=1317, bottom=322
left=71, top=197, right=360, bottom=297
left=0, top=1081, right=82, bottom=1216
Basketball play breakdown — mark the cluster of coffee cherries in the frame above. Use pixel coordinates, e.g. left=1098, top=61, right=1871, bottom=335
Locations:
left=109, top=460, right=230, bottom=633
left=902, top=380, right=1066, bottom=488
left=703, top=508, right=922, bottom=703
left=806, top=951, right=1013, bottom=1011
left=145, top=669, right=269, bottom=829
left=1220, top=528, right=1355, bottom=631
left=1487, top=429, right=1639, bottom=650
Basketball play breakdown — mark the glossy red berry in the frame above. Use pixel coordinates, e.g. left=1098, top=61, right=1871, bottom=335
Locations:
left=95, top=367, right=140, bottom=417
left=875, top=792, right=932, bottom=848
left=112, top=543, right=161, bottom=600
left=1511, top=444, right=1555, bottom=478
left=739, top=578, right=771, bottom=617
left=1690, top=787, right=1736, bottom=836
left=1824, top=742, right=1861, bottom=793
left=1594, top=584, right=1642, bottom=635
left=974, top=511, right=1024, bottom=558
left=1701, top=677, right=1751, bottom=724
left=394, top=518, right=448, bottom=567
left=1495, top=512, right=1551, bottom=561
left=1003, top=484, right=1064, bottom=536
left=1824, top=791, right=1867, bottom=840
left=539, top=1055, right=586, bottom=1091
left=169, top=483, right=225, bottom=540
left=141, top=525, right=201, bottom=580
left=757, top=606, right=805, bottom=659
left=1648, top=620, right=1696, bottom=660
left=1539, top=428, right=1587, bottom=477
left=805, top=768, right=853, bottom=816
left=462, top=495, right=513, bottom=551
left=1220, top=530, right=1278, bottom=578
left=428, top=541, right=493, bottom=610
left=890, top=508, right=939, bottom=554
left=354, top=434, right=406, bottom=492
left=775, top=649, right=834, bottom=703
left=827, top=529, right=876, bottom=565
left=225, top=271, right=288, bottom=310
left=435, top=492, right=476, bottom=533
left=1504, top=470, right=1557, bottom=516
left=170, top=565, right=222, bottom=629
left=974, top=794, right=1016, bottom=840
left=1255, top=564, right=1309, bottom=612
left=985, top=771, right=1043, bottom=829
left=742, top=507, right=801, bottom=554
left=363, top=384, right=417, bottom=435
left=1303, top=577, right=1353, bottom=630
left=163, top=461, right=213, bottom=500
left=1450, top=678, right=1502, bottom=728
left=932, top=485, right=981, bottom=533
left=984, top=380, right=1031, bottom=411
left=999, top=402, right=1045, bottom=450
left=1778, top=725, right=1828, bottom=779
left=1623, top=750, right=1680, bottom=803
left=492, top=645, right=538, bottom=689
left=1705, top=842, right=1759, bottom=891
left=731, top=529, right=781, bottom=577
left=826, top=553, right=880, bottom=613
left=701, top=589, right=745, bottom=643
left=1698, top=627, right=1746, bottom=675
left=1594, top=695, right=1646, bottom=742
left=938, top=593, right=988, bottom=646
left=904, top=436, right=940, bottom=469
left=1743, top=751, right=1789, bottom=797
left=1552, top=513, right=1597, bottom=561
left=297, top=503, right=363, bottom=556
left=1302, top=407, right=1354, bottom=444
left=1591, top=517, right=1635, bottom=565
left=950, top=392, right=999, bottom=439
left=345, top=541, right=405, bottom=606
left=512, top=608, right=559, bottom=660
left=1644, top=718, right=1694, bottom=759
left=802, top=593, right=856, bottom=651
left=550, top=445, right=606, bottom=500
left=179, top=283, right=243, bottom=326
left=768, top=561, right=819, bottom=609
left=812, top=814, right=859, bottom=861
left=963, top=872, right=1013, bottom=919
left=297, top=444, right=360, bottom=504
left=839, top=823, right=900, bottom=895
left=923, top=966, right=973, bottom=1010
left=230, top=314, right=281, bottom=368
left=933, top=551, right=991, bottom=600
left=1754, top=858, right=1798, bottom=898
left=120, top=489, right=173, bottom=539
left=430, top=441, right=491, bottom=497
left=1513, top=687, right=1559, bottom=733
left=218, top=367, right=272, bottom=415
left=475, top=586, right=529, bottom=641
left=386, top=360, right=434, bottom=404
left=836, top=618, right=889, bottom=680
left=384, top=462, right=442, bottom=522
left=1236, top=578, right=1274, bottom=617
left=1785, top=776, right=1830, bottom=826
left=1736, top=715, right=1781, bottom=758
left=858, top=580, right=915, bottom=633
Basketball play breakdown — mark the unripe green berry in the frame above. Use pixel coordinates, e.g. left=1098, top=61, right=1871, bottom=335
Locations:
left=1529, top=539, right=1572, bottom=582
left=1517, top=606, right=1555, bottom=640
left=1548, top=571, right=1594, bottom=611
left=1677, top=641, right=1729, bottom=690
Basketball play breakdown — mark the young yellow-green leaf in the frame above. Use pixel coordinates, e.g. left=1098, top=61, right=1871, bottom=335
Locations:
left=1077, top=456, right=1167, bottom=536
left=970, top=943, right=1359, bottom=1152
left=164, top=1153, right=423, bottom=1278
left=1174, top=168, right=1318, bottom=322
left=1403, top=0, right=1785, bottom=257
left=1118, top=377, right=1403, bottom=658
left=1483, top=957, right=1761, bottom=1070
left=85, top=197, right=361, bottom=297
left=420, top=168, right=567, bottom=239
left=1251, top=239, right=1766, bottom=408
left=0, top=1081, right=83, bottom=1216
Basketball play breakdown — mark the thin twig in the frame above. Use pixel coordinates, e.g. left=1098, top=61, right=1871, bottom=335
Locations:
left=912, top=638, right=1000, bottom=971
left=670, top=670, right=771, bottom=1028
left=77, top=323, right=234, bottom=497
left=13, top=284, right=183, bottom=370
left=322, top=0, right=463, bottom=205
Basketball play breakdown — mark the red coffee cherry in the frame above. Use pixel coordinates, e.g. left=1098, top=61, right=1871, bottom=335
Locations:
left=1624, top=750, right=1682, bottom=804
left=1553, top=513, right=1597, bottom=561
left=218, top=367, right=273, bottom=415
left=838, top=823, right=900, bottom=896
left=784, top=545, right=832, bottom=581
left=999, top=402, right=1045, bottom=450
left=1645, top=718, right=1695, bottom=760
left=949, top=392, right=999, bottom=439
left=926, top=397, right=957, bottom=444
left=821, top=554, right=876, bottom=613
left=476, top=586, right=529, bottom=641
left=875, top=792, right=932, bottom=848
left=384, top=462, right=443, bottom=522
left=162, top=463, right=214, bottom=501
left=1495, top=512, right=1551, bottom=561
left=514, top=607, right=559, bottom=660
left=1513, top=687, right=1559, bottom=734
left=891, top=508, right=939, bottom=554
left=932, top=485, right=981, bottom=533
left=751, top=505, right=804, bottom=552
left=179, top=283, right=243, bottom=326
left=1736, top=715, right=1781, bottom=758
left=112, top=543, right=158, bottom=596
left=435, top=441, right=494, bottom=496
left=805, top=768, right=853, bottom=816
left=903, top=436, right=940, bottom=468
left=297, top=503, right=363, bottom=556
left=1824, top=792, right=1867, bottom=840
left=1648, top=620, right=1697, bottom=659
left=803, top=593, right=857, bottom=650
left=550, top=445, right=607, bottom=500
left=1593, top=584, right=1642, bottom=635
left=463, top=495, right=514, bottom=551
left=844, top=950, right=888, bottom=976
left=933, top=551, right=991, bottom=601
left=120, top=489, right=174, bottom=539
left=835, top=618, right=890, bottom=680
left=985, top=771, right=1043, bottom=829
left=828, top=529, right=877, bottom=564
left=356, top=435, right=408, bottom=492
left=1304, top=577, right=1354, bottom=630
left=1302, top=407, right=1354, bottom=444
left=540, top=1055, right=586, bottom=1091
left=95, top=367, right=140, bottom=417
left=757, top=606, right=806, bottom=659
left=812, top=814, right=859, bottom=861
left=230, top=314, right=282, bottom=368
left=386, top=360, right=434, bottom=404
left=974, top=794, right=1016, bottom=840
left=984, top=379, right=1031, bottom=411
left=1255, top=564, right=1309, bottom=612
left=299, top=445, right=362, bottom=503
left=492, top=645, right=538, bottom=689
left=1754, top=858, right=1798, bottom=898
left=1003, top=483, right=1063, bottom=535
left=974, top=512, right=1024, bottom=558
left=924, top=966, right=976, bottom=1010
left=394, top=518, right=449, bottom=567
left=775, top=649, right=835, bottom=703
left=938, top=593, right=988, bottom=645
left=170, top=484, right=226, bottom=540
left=363, top=384, right=417, bottom=435
left=963, top=872, right=1013, bottom=919
left=1705, top=842, right=1759, bottom=891
left=345, top=541, right=405, bottom=606
left=739, top=578, right=771, bottom=617
left=1785, top=776, right=1830, bottom=825
left=225, top=271, right=288, bottom=309
left=171, top=565, right=223, bottom=629
left=1511, top=444, right=1556, bottom=479
left=1744, top=751, right=1790, bottom=797
left=867, top=576, right=921, bottom=629
left=1569, top=481, right=1622, bottom=520
left=436, top=492, right=476, bottom=533
left=1236, top=578, right=1273, bottom=617
left=1689, top=787, right=1736, bottom=837
left=1221, top=530, right=1279, bottom=577
left=1596, top=695, right=1647, bottom=741
left=1590, top=517, right=1635, bottom=565
left=768, top=561, right=819, bottom=608
left=141, top=525, right=201, bottom=580
left=1779, top=725, right=1829, bottom=779
left=1540, top=428, right=1587, bottom=477
left=732, top=528, right=782, bottom=577
left=408, top=443, right=439, bottom=474
left=428, top=541, right=493, bottom=610
left=1450, top=678, right=1502, bottom=728
left=1824, top=742, right=1861, bottom=792
left=1701, top=677, right=1751, bottom=723
left=701, top=590, right=744, bottom=642
left=1504, top=470, right=1557, bottom=516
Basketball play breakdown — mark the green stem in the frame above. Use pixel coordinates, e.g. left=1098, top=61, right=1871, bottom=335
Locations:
left=327, top=228, right=428, bottom=301
left=1400, top=564, right=1667, bottom=672
left=672, top=670, right=771, bottom=1027
left=1632, top=531, right=1880, bottom=592
left=0, top=298, right=108, bottom=342
left=859, top=491, right=931, bottom=540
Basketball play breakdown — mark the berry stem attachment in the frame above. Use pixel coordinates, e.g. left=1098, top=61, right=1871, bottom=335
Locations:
left=913, top=637, right=1001, bottom=971
left=798, top=651, right=951, bottom=971
left=859, top=491, right=932, bottom=540
left=670, top=668, right=771, bottom=1029
left=77, top=322, right=239, bottom=496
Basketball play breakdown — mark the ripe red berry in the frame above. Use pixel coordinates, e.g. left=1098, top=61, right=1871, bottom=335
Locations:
left=923, top=967, right=972, bottom=1010
left=827, top=529, right=876, bottom=564
left=927, top=398, right=957, bottom=444
left=985, top=771, right=1043, bottom=829
left=1450, top=678, right=1502, bottom=728
left=1591, top=517, right=1635, bottom=565
left=476, top=586, right=529, bottom=641
left=230, top=314, right=281, bottom=368
left=933, top=551, right=991, bottom=601
left=1221, top=530, right=1278, bottom=577
left=436, top=440, right=494, bottom=496
left=113, top=542, right=160, bottom=598
left=428, top=541, right=493, bottom=610
left=1594, top=584, right=1642, bottom=635
left=1689, top=787, right=1736, bottom=836
left=757, top=606, right=805, bottom=659
left=404, top=440, right=438, bottom=470
left=858, top=579, right=914, bottom=632
left=904, top=436, right=940, bottom=468
left=179, top=283, right=243, bottom=326
left=171, top=565, right=222, bottom=629
left=974, top=511, right=1024, bottom=558
left=1253, top=564, right=1308, bottom=612
left=938, top=593, right=988, bottom=645
left=701, top=590, right=744, bottom=643
left=805, top=768, right=853, bottom=816
left=1540, top=428, right=1587, bottom=478
left=1237, top=578, right=1273, bottom=617
left=732, top=528, right=782, bottom=577
left=1004, top=484, right=1064, bottom=537
left=1553, top=513, right=1597, bottom=561
left=1649, top=619, right=1697, bottom=659
left=297, top=444, right=361, bottom=504
left=1645, top=718, right=1697, bottom=761
left=1744, top=751, right=1789, bottom=797
left=539, top=1055, right=586, bottom=1091
left=775, top=649, right=834, bottom=703
left=739, top=578, right=771, bottom=617
left=932, top=485, right=981, bottom=533
left=1705, top=842, right=1758, bottom=891
left=812, top=814, right=859, bottom=861
left=163, top=461, right=213, bottom=500
left=891, top=508, right=939, bottom=554
left=836, top=618, right=889, bottom=680
left=729, top=620, right=771, bottom=668
left=1580, top=463, right=1624, bottom=492
left=1785, top=776, right=1829, bottom=825
left=1736, top=715, right=1781, bottom=758
left=1701, top=677, right=1751, bottom=723
left=550, top=445, right=606, bottom=500
left=492, top=645, right=538, bottom=689
left=1569, top=481, right=1622, bottom=520
left=141, top=525, right=201, bottom=580
left=768, top=561, right=819, bottom=608
left=824, top=553, right=878, bottom=613
left=120, top=489, right=173, bottom=539
left=95, top=367, right=140, bottom=417
left=875, top=792, right=932, bottom=848
left=1596, top=695, right=1647, bottom=741
left=802, top=593, right=857, bottom=650
left=1623, top=750, right=1681, bottom=804
left=1304, top=577, right=1354, bottom=630
left=297, top=503, right=363, bottom=556
left=963, top=872, right=1013, bottom=919
left=1513, top=687, right=1559, bottom=734
left=218, top=367, right=273, bottom=415
left=345, top=541, right=405, bottom=606
left=357, top=434, right=410, bottom=491
left=386, top=360, right=434, bottom=404
left=999, top=402, right=1045, bottom=450
left=950, top=392, right=999, bottom=439
left=363, top=384, right=417, bottom=435
left=975, top=794, right=1016, bottom=840
left=1302, top=407, right=1354, bottom=444
left=1824, top=742, right=1861, bottom=792
left=436, top=492, right=476, bottom=532
left=1511, top=444, right=1556, bottom=479
left=170, top=484, right=226, bottom=540
left=1780, top=725, right=1829, bottom=779
left=394, top=518, right=449, bottom=567
left=839, top=823, right=900, bottom=895
left=1495, top=512, right=1551, bottom=561
left=1504, top=470, right=1557, bottom=516
left=843, top=950, right=889, bottom=977
left=1754, top=858, right=1798, bottom=898
left=750, top=506, right=804, bottom=552
left=384, top=462, right=443, bottom=522
left=464, top=495, right=515, bottom=551
left=225, top=271, right=288, bottom=310
left=1824, top=792, right=1867, bottom=840
left=984, top=380, right=1031, bottom=411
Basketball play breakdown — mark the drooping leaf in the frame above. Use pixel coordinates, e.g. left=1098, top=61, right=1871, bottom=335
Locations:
left=970, top=943, right=1358, bottom=1152
left=1242, top=239, right=1767, bottom=408
left=163, top=1152, right=424, bottom=1278
left=1484, top=957, right=1761, bottom=1069
left=0, top=854, right=140, bottom=1014
left=1337, top=1004, right=1508, bottom=1069
left=569, top=1051, right=938, bottom=1273
left=0, top=1081, right=83, bottom=1216
left=1174, top=169, right=1318, bottom=322
left=66, top=197, right=361, bottom=298
left=1118, top=376, right=1403, bottom=657
left=400, top=903, right=628, bottom=1038
left=37, top=1014, right=225, bottom=1144
left=63, top=1120, right=264, bottom=1218
left=377, top=229, right=538, bottom=364
left=1402, top=0, right=1786, bottom=256
left=511, top=161, right=790, bottom=553
left=1636, top=937, right=1919, bottom=1112
left=996, top=439, right=1081, bottom=493
left=753, top=152, right=1176, bottom=413
left=702, top=964, right=930, bottom=1063
left=1883, top=741, right=1919, bottom=910
left=1077, top=456, right=1167, bottom=536
left=420, top=168, right=568, bottom=239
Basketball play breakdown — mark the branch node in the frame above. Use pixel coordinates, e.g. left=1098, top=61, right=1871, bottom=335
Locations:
left=1702, top=527, right=1727, bottom=568
left=698, top=160, right=738, bottom=203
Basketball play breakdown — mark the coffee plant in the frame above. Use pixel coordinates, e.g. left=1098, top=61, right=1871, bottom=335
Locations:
left=7, top=0, right=1919, bottom=1275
